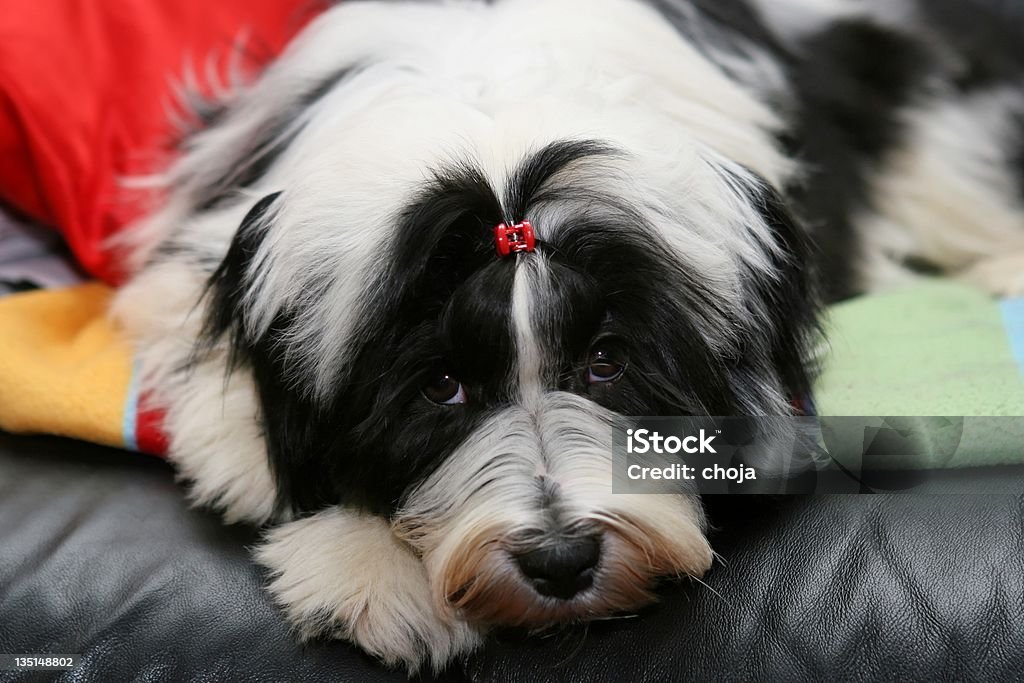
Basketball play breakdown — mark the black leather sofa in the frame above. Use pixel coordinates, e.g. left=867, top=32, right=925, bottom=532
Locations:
left=2, top=431, right=1022, bottom=682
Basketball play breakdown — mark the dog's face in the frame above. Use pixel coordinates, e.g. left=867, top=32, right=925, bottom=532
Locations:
left=202, top=135, right=816, bottom=627
left=181, top=0, right=817, bottom=629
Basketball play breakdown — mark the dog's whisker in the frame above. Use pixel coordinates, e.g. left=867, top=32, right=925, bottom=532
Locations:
left=552, top=623, right=591, bottom=667
left=587, top=613, right=640, bottom=622
left=689, top=575, right=730, bottom=608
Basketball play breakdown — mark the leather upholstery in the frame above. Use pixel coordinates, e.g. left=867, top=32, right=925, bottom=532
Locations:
left=471, top=483, right=1024, bottom=681
left=0, top=435, right=424, bottom=682
left=1, top=432, right=1022, bottom=681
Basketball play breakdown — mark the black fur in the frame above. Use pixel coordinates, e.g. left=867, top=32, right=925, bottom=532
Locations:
left=505, top=140, right=617, bottom=220
left=641, top=3, right=939, bottom=302
left=193, top=0, right=1022, bottom=521
left=534, top=210, right=742, bottom=416
left=783, top=20, right=934, bottom=302
left=202, top=141, right=817, bottom=515
left=914, top=0, right=1024, bottom=91
left=204, top=163, right=511, bottom=513
left=735, top=172, right=819, bottom=399
left=202, top=191, right=282, bottom=369
left=647, top=0, right=791, bottom=73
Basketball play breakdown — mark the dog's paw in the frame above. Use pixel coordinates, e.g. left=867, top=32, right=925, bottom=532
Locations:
left=255, top=508, right=482, bottom=673
left=962, top=253, right=1024, bottom=297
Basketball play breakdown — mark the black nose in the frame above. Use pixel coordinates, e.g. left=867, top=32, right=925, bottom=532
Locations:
left=514, top=535, right=601, bottom=600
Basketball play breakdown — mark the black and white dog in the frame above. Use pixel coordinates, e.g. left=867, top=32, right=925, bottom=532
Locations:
left=113, top=0, right=1024, bottom=672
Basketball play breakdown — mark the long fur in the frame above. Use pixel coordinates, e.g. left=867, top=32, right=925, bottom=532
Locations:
left=112, top=0, right=1024, bottom=672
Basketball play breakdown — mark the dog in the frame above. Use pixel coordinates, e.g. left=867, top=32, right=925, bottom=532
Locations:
left=112, top=0, right=1024, bottom=672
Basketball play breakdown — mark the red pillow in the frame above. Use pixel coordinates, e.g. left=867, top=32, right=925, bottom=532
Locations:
left=0, top=0, right=324, bottom=284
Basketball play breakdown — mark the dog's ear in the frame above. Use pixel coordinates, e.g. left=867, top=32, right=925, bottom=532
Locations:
left=736, top=171, right=821, bottom=404
left=202, top=191, right=335, bottom=517
left=202, top=191, right=280, bottom=366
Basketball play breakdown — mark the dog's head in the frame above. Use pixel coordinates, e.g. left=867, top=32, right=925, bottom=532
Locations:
left=201, top=140, right=815, bottom=627
left=189, top=0, right=818, bottom=630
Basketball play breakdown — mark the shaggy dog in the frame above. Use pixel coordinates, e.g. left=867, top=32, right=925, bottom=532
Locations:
left=112, top=0, right=1024, bottom=671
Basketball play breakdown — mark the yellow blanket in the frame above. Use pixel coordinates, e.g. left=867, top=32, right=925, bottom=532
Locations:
left=0, top=283, right=163, bottom=453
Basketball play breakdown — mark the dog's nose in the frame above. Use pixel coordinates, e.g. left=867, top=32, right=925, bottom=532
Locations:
left=514, top=535, right=601, bottom=600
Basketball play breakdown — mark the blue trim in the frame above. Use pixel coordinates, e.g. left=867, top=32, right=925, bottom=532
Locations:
left=122, top=358, right=141, bottom=451
left=1000, top=299, right=1024, bottom=377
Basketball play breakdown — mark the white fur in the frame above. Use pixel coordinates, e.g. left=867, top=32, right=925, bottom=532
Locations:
left=256, top=508, right=482, bottom=672
left=122, top=0, right=793, bottom=402
left=512, top=256, right=549, bottom=401
left=749, top=0, right=913, bottom=41
left=112, top=0, right=739, bottom=669
left=394, top=392, right=712, bottom=627
left=859, top=87, right=1024, bottom=291
left=108, top=0, right=1024, bottom=674
left=112, top=204, right=279, bottom=525
left=114, top=0, right=797, bottom=526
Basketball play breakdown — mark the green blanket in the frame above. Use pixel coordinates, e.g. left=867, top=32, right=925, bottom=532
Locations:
left=814, top=280, right=1024, bottom=467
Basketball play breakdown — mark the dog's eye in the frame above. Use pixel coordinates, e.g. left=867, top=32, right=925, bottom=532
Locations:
left=586, top=342, right=628, bottom=384
left=422, top=373, right=467, bottom=405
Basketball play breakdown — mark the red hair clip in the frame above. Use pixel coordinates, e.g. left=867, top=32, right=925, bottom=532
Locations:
left=494, top=221, right=536, bottom=258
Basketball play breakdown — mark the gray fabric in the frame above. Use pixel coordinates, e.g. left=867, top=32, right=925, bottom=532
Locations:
left=0, top=209, right=84, bottom=295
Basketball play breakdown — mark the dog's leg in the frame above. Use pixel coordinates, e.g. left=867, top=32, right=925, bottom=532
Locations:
left=255, top=508, right=482, bottom=673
